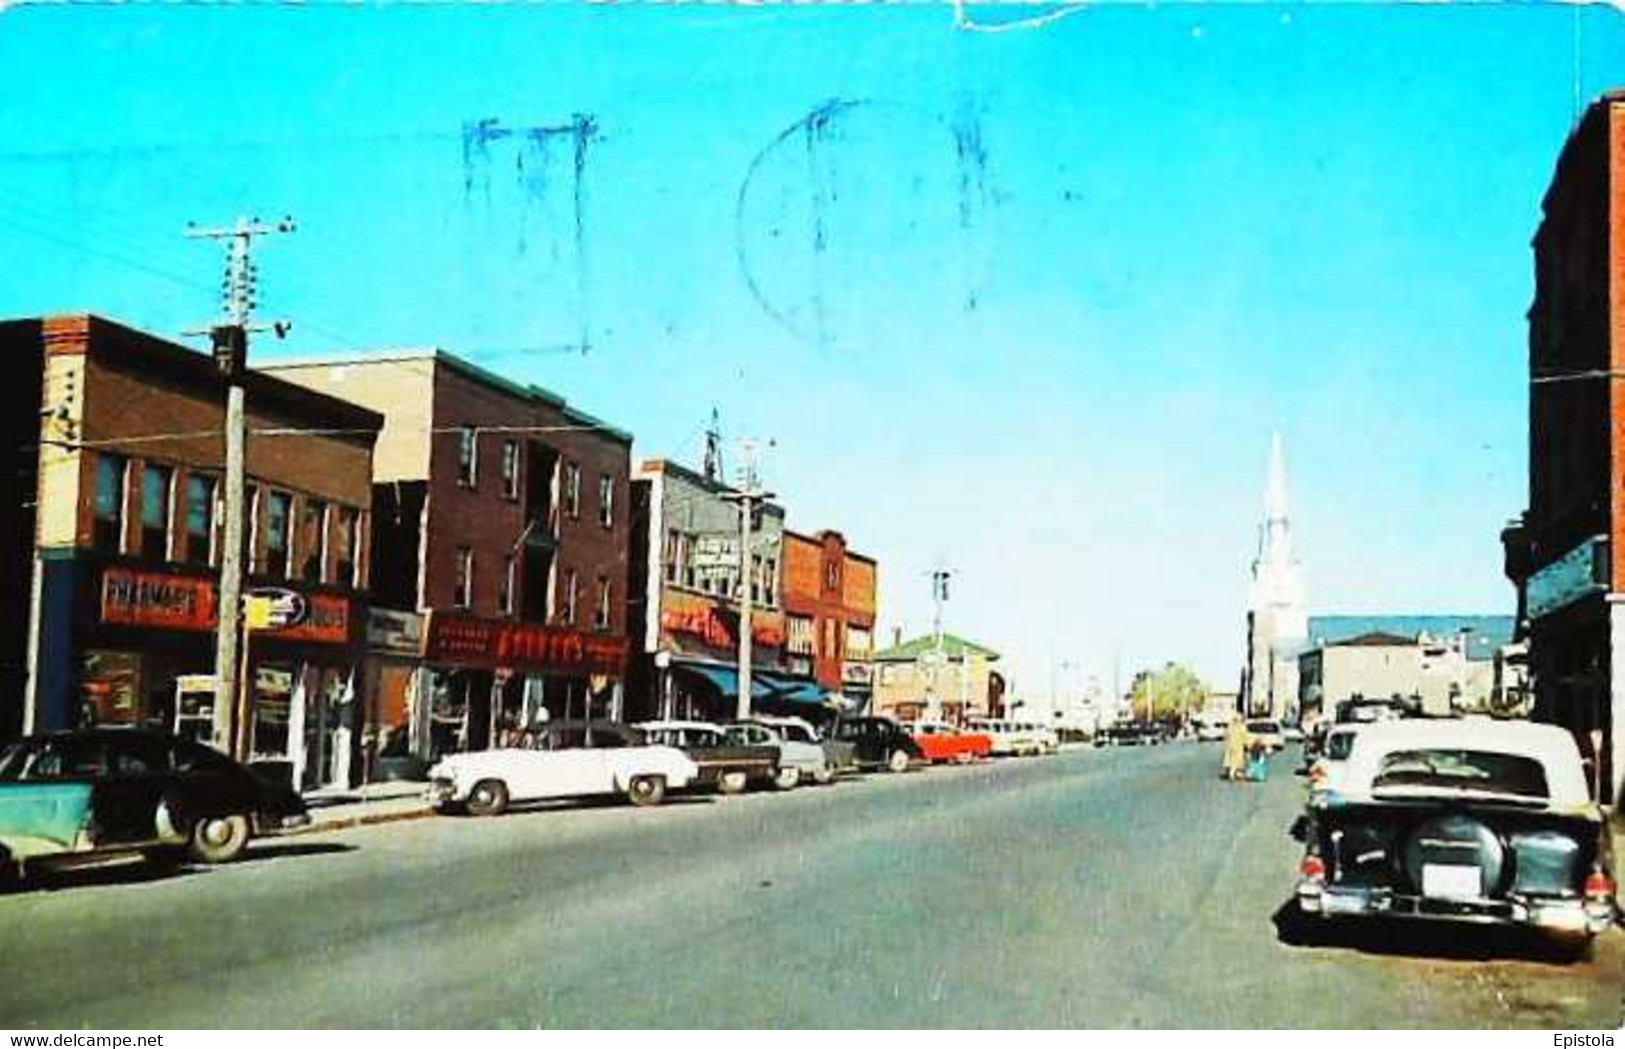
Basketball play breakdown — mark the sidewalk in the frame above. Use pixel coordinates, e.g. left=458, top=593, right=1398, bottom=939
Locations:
left=294, top=779, right=436, bottom=835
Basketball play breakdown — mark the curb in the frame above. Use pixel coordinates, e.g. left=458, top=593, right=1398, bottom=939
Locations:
left=286, top=803, right=438, bottom=837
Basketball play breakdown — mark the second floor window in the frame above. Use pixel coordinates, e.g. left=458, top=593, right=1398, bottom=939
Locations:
left=594, top=576, right=611, bottom=630
left=458, top=427, right=478, bottom=488
left=299, top=499, right=328, bottom=583
left=598, top=474, right=613, bottom=528
left=265, top=491, right=294, bottom=579
left=333, top=507, right=360, bottom=587
left=184, top=474, right=216, bottom=566
left=563, top=568, right=578, bottom=624
left=455, top=547, right=474, bottom=609
left=501, top=440, right=520, bottom=500
left=140, top=464, right=171, bottom=561
left=563, top=462, right=581, bottom=519
left=93, top=454, right=127, bottom=552
left=499, top=555, right=516, bottom=616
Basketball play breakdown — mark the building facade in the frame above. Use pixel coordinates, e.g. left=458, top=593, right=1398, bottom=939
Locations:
left=627, top=458, right=812, bottom=723
left=265, top=352, right=632, bottom=771
left=7, top=315, right=381, bottom=790
left=1503, top=90, right=1625, bottom=801
left=780, top=529, right=878, bottom=710
left=1242, top=432, right=1307, bottom=720
left=1299, top=615, right=1513, bottom=720
left=871, top=633, right=1003, bottom=723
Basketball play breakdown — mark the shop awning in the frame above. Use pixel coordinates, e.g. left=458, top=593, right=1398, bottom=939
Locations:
left=755, top=673, right=832, bottom=707
left=672, top=661, right=777, bottom=702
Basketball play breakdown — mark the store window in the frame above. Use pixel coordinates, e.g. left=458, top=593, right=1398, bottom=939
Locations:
left=250, top=663, right=295, bottom=760
left=458, top=427, right=478, bottom=488
left=265, top=491, right=294, bottom=579
left=141, top=464, right=172, bottom=561
left=299, top=499, right=328, bottom=583
left=93, top=454, right=128, bottom=552
left=185, top=474, right=217, bottom=566
left=77, top=650, right=142, bottom=727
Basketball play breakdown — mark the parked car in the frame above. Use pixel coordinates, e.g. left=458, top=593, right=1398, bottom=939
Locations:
left=1093, top=722, right=1166, bottom=747
left=635, top=720, right=779, bottom=795
left=1293, top=719, right=1616, bottom=957
left=731, top=718, right=832, bottom=787
left=967, top=718, right=1043, bottom=756
left=1195, top=720, right=1229, bottom=743
left=1019, top=721, right=1060, bottom=754
left=0, top=727, right=309, bottom=883
left=833, top=716, right=924, bottom=773
left=1245, top=719, right=1285, bottom=752
left=428, top=720, right=698, bottom=815
left=908, top=721, right=993, bottom=764
left=1304, top=724, right=1362, bottom=801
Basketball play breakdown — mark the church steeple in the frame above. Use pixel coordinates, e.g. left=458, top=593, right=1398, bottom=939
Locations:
left=1244, top=431, right=1308, bottom=718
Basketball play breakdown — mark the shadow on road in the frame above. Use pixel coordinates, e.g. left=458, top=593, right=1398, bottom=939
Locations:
left=1271, top=898, right=1594, bottom=966
left=7, top=840, right=358, bottom=896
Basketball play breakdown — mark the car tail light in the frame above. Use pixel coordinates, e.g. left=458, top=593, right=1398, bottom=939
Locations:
left=1584, top=866, right=1614, bottom=900
left=1300, top=853, right=1327, bottom=882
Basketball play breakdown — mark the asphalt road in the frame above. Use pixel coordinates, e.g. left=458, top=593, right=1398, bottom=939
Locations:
left=1, top=742, right=1619, bottom=1029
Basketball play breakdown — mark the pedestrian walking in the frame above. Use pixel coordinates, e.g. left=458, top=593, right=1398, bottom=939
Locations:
left=1247, top=738, right=1270, bottom=783
left=1221, top=716, right=1248, bottom=780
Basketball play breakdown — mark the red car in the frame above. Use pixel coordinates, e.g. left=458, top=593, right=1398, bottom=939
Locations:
left=908, top=721, right=994, bottom=764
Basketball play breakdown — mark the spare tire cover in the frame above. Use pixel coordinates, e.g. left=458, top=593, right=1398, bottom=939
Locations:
left=1401, top=814, right=1507, bottom=897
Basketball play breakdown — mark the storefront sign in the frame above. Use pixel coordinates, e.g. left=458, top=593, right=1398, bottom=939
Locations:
left=246, top=588, right=308, bottom=630
left=660, top=590, right=786, bottom=654
left=272, top=594, right=351, bottom=645
left=1529, top=536, right=1610, bottom=619
left=424, top=613, right=628, bottom=675
left=689, top=535, right=741, bottom=570
left=366, top=608, right=426, bottom=655
left=843, top=660, right=874, bottom=684
left=101, top=567, right=217, bottom=632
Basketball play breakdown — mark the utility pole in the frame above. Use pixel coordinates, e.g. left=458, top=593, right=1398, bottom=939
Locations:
left=723, top=439, right=773, bottom=721
left=929, top=565, right=950, bottom=720
left=187, top=216, right=294, bottom=759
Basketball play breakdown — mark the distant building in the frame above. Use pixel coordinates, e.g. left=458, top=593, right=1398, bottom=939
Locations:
left=872, top=632, right=1003, bottom=722
left=1501, top=88, right=1625, bottom=802
left=1241, top=433, right=1307, bottom=720
left=1297, top=616, right=1515, bottom=720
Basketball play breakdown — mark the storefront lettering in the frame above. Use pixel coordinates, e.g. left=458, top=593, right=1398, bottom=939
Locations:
left=101, top=568, right=217, bottom=631
left=660, top=599, right=786, bottom=651
left=424, top=614, right=627, bottom=675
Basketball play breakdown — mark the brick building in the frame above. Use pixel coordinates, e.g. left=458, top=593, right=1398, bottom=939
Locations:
left=5, top=315, right=381, bottom=789
left=780, top=529, right=878, bottom=709
left=265, top=352, right=632, bottom=768
left=1502, top=89, right=1625, bottom=802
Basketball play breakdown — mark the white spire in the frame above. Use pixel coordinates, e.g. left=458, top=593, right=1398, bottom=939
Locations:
left=1266, top=430, right=1289, bottom=523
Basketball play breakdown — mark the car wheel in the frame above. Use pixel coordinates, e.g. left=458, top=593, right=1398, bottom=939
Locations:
left=813, top=765, right=836, bottom=786
left=627, top=775, right=667, bottom=807
left=187, top=814, right=251, bottom=864
left=465, top=779, right=510, bottom=818
left=717, top=770, right=749, bottom=795
left=887, top=748, right=912, bottom=774
left=774, top=766, right=802, bottom=791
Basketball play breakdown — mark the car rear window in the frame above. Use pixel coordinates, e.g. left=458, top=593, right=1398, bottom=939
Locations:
left=1325, top=733, right=1357, bottom=761
left=1373, top=748, right=1549, bottom=800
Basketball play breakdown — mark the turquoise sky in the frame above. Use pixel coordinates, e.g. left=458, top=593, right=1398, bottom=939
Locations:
left=3, top=2, right=1623, bottom=695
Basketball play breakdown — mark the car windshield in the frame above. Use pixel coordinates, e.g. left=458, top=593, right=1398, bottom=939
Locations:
left=1372, top=748, right=1549, bottom=800
left=1325, top=733, right=1357, bottom=761
left=1248, top=721, right=1279, bottom=734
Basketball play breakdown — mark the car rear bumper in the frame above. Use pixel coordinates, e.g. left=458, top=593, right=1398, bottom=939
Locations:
left=1297, top=882, right=1615, bottom=935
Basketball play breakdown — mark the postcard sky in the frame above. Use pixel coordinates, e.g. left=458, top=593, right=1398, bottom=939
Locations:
left=3, top=2, right=1624, bottom=696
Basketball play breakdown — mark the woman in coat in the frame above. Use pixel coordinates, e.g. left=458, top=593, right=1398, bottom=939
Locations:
left=1221, top=717, right=1249, bottom=780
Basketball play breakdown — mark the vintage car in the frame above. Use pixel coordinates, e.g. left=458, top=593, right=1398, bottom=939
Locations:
left=728, top=719, right=826, bottom=788
left=908, top=721, right=993, bottom=764
left=749, top=715, right=858, bottom=780
left=966, top=719, right=1043, bottom=757
left=1304, top=724, right=1362, bottom=800
left=1092, top=721, right=1167, bottom=747
left=0, top=728, right=309, bottom=883
left=1293, top=719, right=1616, bottom=956
left=1018, top=721, right=1061, bottom=754
left=833, top=716, right=924, bottom=773
left=1245, top=718, right=1286, bottom=752
left=429, top=720, right=699, bottom=815
left=634, top=720, right=779, bottom=794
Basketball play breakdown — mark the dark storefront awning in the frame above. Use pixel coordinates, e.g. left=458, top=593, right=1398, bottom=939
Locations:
left=672, top=661, right=777, bottom=702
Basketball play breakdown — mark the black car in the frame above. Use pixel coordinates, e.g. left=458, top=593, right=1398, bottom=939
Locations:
left=832, top=716, right=924, bottom=773
left=1093, top=722, right=1168, bottom=747
left=0, top=727, right=309, bottom=877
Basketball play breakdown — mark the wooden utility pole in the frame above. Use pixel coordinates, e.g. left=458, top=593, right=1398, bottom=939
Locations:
left=187, top=216, right=294, bottom=759
left=723, top=439, right=772, bottom=721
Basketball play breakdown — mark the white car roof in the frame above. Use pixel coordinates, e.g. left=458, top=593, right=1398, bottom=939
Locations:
left=746, top=715, right=815, bottom=731
left=1338, top=719, right=1591, bottom=810
left=634, top=720, right=723, bottom=733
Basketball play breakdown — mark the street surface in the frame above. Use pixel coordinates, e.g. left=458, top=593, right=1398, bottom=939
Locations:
left=1, top=744, right=1619, bottom=1028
